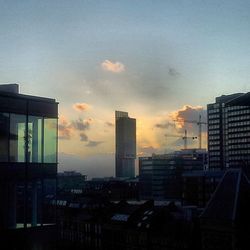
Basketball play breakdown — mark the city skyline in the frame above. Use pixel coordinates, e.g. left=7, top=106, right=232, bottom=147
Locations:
left=1, top=1, right=250, bottom=177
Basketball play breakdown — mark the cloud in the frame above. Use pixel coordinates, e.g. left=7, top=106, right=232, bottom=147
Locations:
left=58, top=116, right=73, bottom=140
left=153, top=105, right=207, bottom=150
left=105, top=121, right=114, bottom=127
left=155, top=122, right=175, bottom=129
left=79, top=133, right=88, bottom=142
left=71, top=118, right=91, bottom=131
left=85, top=140, right=104, bottom=147
left=101, top=60, right=125, bottom=73
left=58, top=115, right=93, bottom=141
left=168, top=67, right=180, bottom=77
left=170, top=105, right=207, bottom=133
left=137, top=146, right=160, bottom=156
left=73, top=103, right=91, bottom=112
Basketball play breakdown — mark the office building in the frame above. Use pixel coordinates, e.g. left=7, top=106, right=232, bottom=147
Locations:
left=207, top=93, right=250, bottom=169
left=182, top=170, right=224, bottom=207
left=115, top=111, right=136, bottom=178
left=139, top=149, right=207, bottom=200
left=0, top=84, right=58, bottom=248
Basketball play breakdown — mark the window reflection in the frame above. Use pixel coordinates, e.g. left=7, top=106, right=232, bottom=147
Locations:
left=9, top=114, right=26, bottom=162
left=0, top=115, right=57, bottom=163
left=44, top=118, right=57, bottom=163
left=28, top=116, right=43, bottom=163
left=0, top=113, right=9, bottom=162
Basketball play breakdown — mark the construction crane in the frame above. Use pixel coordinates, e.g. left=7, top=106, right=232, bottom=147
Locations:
left=173, top=114, right=207, bottom=149
left=165, top=129, right=197, bottom=150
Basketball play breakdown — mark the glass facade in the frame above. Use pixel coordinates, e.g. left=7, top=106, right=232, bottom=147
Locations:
left=0, top=113, right=9, bottom=162
left=9, top=114, right=26, bottom=162
left=44, top=118, right=57, bottom=163
left=0, top=114, right=57, bottom=163
left=28, top=116, right=43, bottom=163
left=0, top=89, right=58, bottom=233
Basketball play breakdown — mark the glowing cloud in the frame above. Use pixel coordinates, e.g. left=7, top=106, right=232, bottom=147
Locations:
left=153, top=105, right=208, bottom=150
left=169, top=105, right=206, bottom=130
left=58, top=115, right=73, bottom=140
left=73, top=103, right=91, bottom=112
left=101, top=60, right=125, bottom=73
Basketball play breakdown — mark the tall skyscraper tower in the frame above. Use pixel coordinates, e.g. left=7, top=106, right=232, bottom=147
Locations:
left=115, top=111, right=136, bottom=178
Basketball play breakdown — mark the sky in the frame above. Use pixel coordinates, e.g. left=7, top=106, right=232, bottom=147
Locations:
left=1, top=0, right=250, bottom=177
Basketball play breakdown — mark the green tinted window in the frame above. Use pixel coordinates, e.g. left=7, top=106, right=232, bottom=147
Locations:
left=44, top=118, right=57, bottom=163
left=9, top=114, right=26, bottom=162
left=28, top=116, right=43, bottom=163
left=0, top=113, right=9, bottom=162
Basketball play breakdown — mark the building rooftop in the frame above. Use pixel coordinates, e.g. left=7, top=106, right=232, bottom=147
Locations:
left=182, top=170, right=225, bottom=177
left=225, top=92, right=250, bottom=106
left=0, top=84, right=57, bottom=103
left=200, top=169, right=250, bottom=222
left=214, top=93, right=244, bottom=104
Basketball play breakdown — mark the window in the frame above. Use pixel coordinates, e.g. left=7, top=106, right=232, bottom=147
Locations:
left=28, top=116, right=43, bottom=163
left=9, top=114, right=26, bottom=162
left=44, top=118, right=57, bottom=163
left=0, top=114, right=57, bottom=163
left=0, top=113, right=9, bottom=161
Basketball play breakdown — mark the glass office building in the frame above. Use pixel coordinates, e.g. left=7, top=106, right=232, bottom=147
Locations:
left=207, top=93, right=250, bottom=169
left=0, top=84, right=58, bottom=230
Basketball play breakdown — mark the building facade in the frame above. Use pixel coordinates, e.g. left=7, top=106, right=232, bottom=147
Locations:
left=200, top=169, right=250, bottom=250
left=182, top=170, right=224, bottom=207
left=139, top=149, right=207, bottom=200
left=207, top=93, right=250, bottom=169
left=0, top=84, right=58, bottom=248
left=115, top=111, right=136, bottom=178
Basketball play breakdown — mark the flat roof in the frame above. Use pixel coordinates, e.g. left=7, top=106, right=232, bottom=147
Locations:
left=0, top=89, right=57, bottom=104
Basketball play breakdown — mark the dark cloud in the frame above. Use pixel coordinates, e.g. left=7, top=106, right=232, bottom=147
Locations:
left=105, top=121, right=114, bottom=127
left=58, top=116, right=93, bottom=141
left=71, top=118, right=91, bottom=131
left=79, top=133, right=88, bottom=142
left=58, top=119, right=73, bottom=140
left=155, top=122, right=175, bottom=129
left=85, top=140, right=104, bottom=147
left=168, top=67, right=180, bottom=77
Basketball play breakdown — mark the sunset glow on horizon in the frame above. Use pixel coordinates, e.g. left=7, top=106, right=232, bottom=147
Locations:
left=1, top=0, right=250, bottom=176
